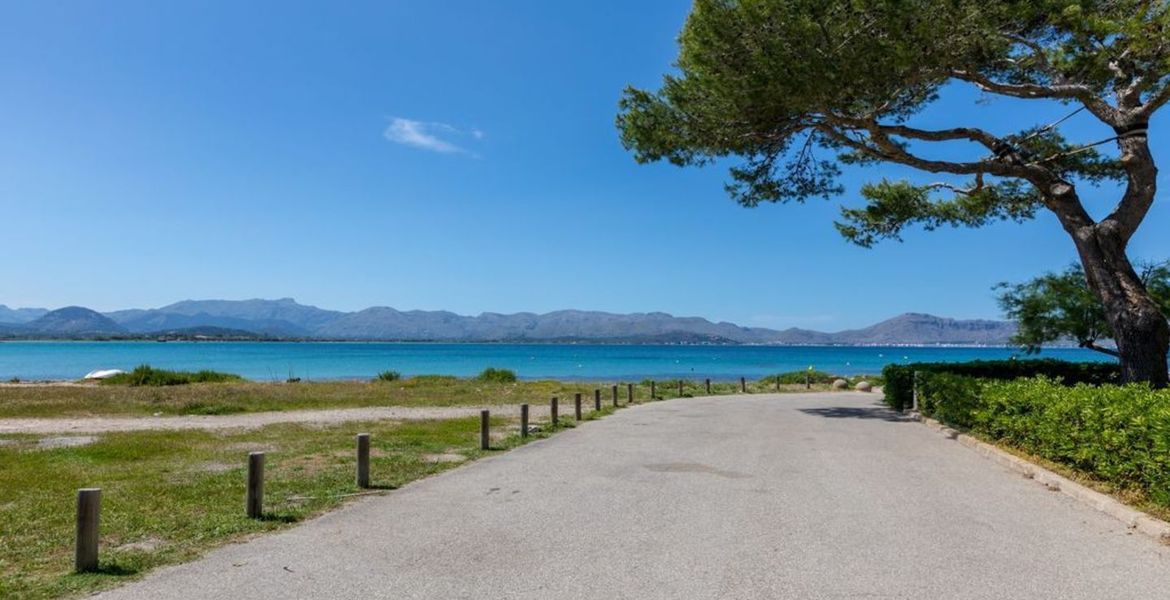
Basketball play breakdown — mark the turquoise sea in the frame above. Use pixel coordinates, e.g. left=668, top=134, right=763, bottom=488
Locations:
left=0, top=341, right=1109, bottom=382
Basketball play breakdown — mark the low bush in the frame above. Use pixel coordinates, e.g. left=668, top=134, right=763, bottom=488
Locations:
left=375, top=370, right=402, bottom=382
left=882, top=359, right=1120, bottom=410
left=918, top=376, right=1170, bottom=507
left=763, top=370, right=837, bottom=385
left=101, top=365, right=243, bottom=386
left=476, top=367, right=518, bottom=383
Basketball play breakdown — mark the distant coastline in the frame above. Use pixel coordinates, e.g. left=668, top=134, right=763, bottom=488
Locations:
left=0, top=340, right=1106, bottom=383
left=1, top=298, right=1023, bottom=347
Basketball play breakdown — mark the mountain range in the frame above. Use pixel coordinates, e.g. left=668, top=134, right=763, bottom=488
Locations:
left=0, top=298, right=1019, bottom=345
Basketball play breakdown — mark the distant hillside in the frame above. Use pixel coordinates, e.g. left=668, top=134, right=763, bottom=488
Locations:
left=831, top=313, right=1017, bottom=345
left=0, top=298, right=1022, bottom=345
left=27, top=307, right=126, bottom=336
left=0, top=305, right=48, bottom=324
left=315, top=308, right=781, bottom=343
left=106, top=298, right=343, bottom=336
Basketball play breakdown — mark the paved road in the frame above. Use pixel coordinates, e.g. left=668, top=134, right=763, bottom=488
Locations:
left=97, top=392, right=1170, bottom=599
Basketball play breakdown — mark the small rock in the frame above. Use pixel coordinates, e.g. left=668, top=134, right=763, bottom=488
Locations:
left=855, top=381, right=873, bottom=392
left=831, top=379, right=848, bottom=390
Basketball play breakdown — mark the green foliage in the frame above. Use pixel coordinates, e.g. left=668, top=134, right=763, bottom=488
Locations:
left=375, top=370, right=402, bottom=382
left=881, top=359, right=1120, bottom=410
left=917, top=377, right=1170, bottom=507
left=917, top=372, right=985, bottom=429
left=100, top=365, right=243, bottom=386
left=762, top=370, right=836, bottom=385
left=997, top=261, right=1170, bottom=355
left=617, top=0, right=1168, bottom=242
left=476, top=368, right=518, bottom=383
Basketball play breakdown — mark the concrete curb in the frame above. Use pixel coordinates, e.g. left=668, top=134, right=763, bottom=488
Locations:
left=913, top=414, right=1170, bottom=544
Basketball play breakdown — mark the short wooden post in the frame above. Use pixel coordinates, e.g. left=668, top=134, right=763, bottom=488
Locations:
left=650, top=380, right=656, bottom=399
left=480, top=410, right=490, bottom=450
left=805, top=372, right=811, bottom=390
left=706, top=378, right=711, bottom=394
left=678, top=379, right=684, bottom=397
left=551, top=397, right=559, bottom=425
left=776, top=377, right=781, bottom=392
left=356, top=433, right=370, bottom=489
left=912, top=371, right=920, bottom=412
left=75, top=488, right=101, bottom=573
left=521, top=404, right=529, bottom=437
left=741, top=377, right=746, bottom=393
left=574, top=393, right=583, bottom=420
left=627, top=383, right=634, bottom=403
left=612, top=385, right=618, bottom=407
left=246, top=452, right=265, bottom=519
left=594, top=388, right=601, bottom=411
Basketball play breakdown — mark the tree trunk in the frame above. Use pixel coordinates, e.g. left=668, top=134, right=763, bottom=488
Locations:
left=1072, top=226, right=1170, bottom=387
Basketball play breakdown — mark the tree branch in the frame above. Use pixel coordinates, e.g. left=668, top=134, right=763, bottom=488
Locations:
left=950, top=70, right=1120, bottom=124
left=1081, top=340, right=1121, bottom=358
left=816, top=117, right=1020, bottom=178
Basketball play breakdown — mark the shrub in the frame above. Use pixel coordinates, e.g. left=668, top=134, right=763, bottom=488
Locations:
left=476, top=367, right=518, bottom=383
left=763, top=370, right=837, bottom=385
left=101, top=365, right=243, bottom=386
left=881, top=359, right=1120, bottom=411
left=375, top=370, right=402, bottom=382
left=920, top=377, right=1170, bottom=507
left=917, top=372, right=984, bottom=430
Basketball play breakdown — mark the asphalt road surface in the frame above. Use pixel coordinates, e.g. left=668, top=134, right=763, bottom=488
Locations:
left=96, top=392, right=1170, bottom=599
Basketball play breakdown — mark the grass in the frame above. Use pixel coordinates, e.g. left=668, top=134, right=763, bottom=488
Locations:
left=100, top=365, right=243, bottom=386
left=0, top=374, right=871, bottom=598
left=0, top=375, right=878, bottom=419
left=0, top=409, right=592, bottom=599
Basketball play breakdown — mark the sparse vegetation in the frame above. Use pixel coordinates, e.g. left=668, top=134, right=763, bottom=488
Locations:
left=100, top=365, right=243, bottom=387
left=375, top=370, right=401, bottom=382
left=762, top=370, right=836, bottom=385
left=0, top=414, right=547, bottom=599
left=476, top=367, right=517, bottom=383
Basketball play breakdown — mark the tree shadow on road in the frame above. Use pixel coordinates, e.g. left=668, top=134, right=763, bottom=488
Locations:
left=797, top=405, right=914, bottom=422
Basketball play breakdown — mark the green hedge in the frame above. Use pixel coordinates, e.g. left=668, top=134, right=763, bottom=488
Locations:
left=881, top=359, right=1120, bottom=411
left=918, top=376, right=1170, bottom=506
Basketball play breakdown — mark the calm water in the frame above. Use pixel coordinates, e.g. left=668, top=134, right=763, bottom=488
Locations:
left=0, top=341, right=1108, bottom=381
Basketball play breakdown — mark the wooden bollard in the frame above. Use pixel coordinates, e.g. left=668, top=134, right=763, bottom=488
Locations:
left=612, top=385, right=618, bottom=407
left=650, top=380, right=656, bottom=399
left=776, top=377, right=781, bottom=392
left=678, top=379, right=684, bottom=397
left=480, top=410, right=490, bottom=450
left=594, top=388, right=601, bottom=411
left=551, top=397, right=559, bottom=425
left=246, top=452, right=265, bottom=519
left=741, top=377, right=746, bottom=393
left=805, top=371, right=811, bottom=390
left=627, top=383, right=634, bottom=403
left=356, top=433, right=370, bottom=489
left=706, top=378, right=711, bottom=394
left=521, top=404, right=529, bottom=437
left=574, top=393, right=583, bottom=420
left=912, top=371, right=920, bottom=412
left=75, top=488, right=101, bottom=573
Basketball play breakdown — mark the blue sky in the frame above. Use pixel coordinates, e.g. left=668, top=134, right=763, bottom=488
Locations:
left=1, top=1, right=1167, bottom=331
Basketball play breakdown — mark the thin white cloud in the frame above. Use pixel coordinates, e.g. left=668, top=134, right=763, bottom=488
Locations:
left=383, top=117, right=482, bottom=155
